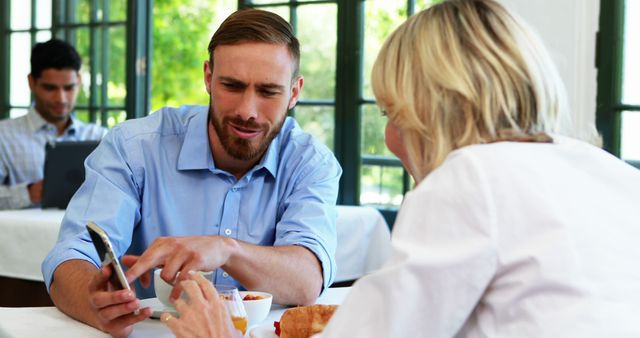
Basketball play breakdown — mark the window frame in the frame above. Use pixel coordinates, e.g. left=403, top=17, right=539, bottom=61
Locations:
left=596, top=0, right=640, bottom=169
left=0, top=0, right=151, bottom=123
left=240, top=0, right=428, bottom=226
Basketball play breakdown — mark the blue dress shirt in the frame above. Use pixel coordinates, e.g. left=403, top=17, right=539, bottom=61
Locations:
left=42, top=105, right=342, bottom=299
left=0, top=107, right=107, bottom=210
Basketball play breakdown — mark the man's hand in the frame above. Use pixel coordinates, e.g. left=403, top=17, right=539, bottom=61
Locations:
left=50, top=260, right=152, bottom=338
left=88, top=265, right=152, bottom=337
left=123, top=236, right=238, bottom=302
left=27, top=180, right=43, bottom=203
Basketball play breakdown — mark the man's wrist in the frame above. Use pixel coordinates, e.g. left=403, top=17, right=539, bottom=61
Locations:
left=221, top=236, right=241, bottom=268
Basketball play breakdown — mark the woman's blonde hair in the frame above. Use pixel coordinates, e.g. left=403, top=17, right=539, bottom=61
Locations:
left=372, top=0, right=597, bottom=183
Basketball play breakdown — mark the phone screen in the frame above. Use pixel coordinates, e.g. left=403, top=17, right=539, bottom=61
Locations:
left=87, top=227, right=109, bottom=263
left=86, top=222, right=131, bottom=291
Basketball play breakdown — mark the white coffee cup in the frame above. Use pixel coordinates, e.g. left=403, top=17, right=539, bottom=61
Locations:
left=154, top=269, right=214, bottom=309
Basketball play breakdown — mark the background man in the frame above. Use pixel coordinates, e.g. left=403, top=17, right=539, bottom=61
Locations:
left=0, top=39, right=107, bottom=210
left=42, top=9, right=342, bottom=337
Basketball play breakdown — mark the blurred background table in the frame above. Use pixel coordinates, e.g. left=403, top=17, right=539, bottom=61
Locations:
left=0, top=209, right=64, bottom=306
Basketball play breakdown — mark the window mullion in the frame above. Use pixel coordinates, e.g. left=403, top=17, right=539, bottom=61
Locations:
left=101, top=0, right=109, bottom=125
left=0, top=0, right=9, bottom=119
left=125, top=0, right=151, bottom=119
left=596, top=0, right=625, bottom=156
left=335, top=0, right=364, bottom=205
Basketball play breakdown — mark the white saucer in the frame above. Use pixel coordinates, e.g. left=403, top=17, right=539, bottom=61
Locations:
left=140, top=298, right=178, bottom=319
left=248, top=323, right=278, bottom=338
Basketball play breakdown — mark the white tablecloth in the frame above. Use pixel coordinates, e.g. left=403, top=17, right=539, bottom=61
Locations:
left=0, top=209, right=65, bottom=281
left=0, top=206, right=390, bottom=283
left=0, top=287, right=351, bottom=338
left=334, top=206, right=391, bottom=281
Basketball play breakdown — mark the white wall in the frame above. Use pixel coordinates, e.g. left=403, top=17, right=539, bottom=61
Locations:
left=500, top=0, right=600, bottom=136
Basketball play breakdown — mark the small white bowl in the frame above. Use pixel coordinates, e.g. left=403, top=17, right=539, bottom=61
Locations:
left=154, top=269, right=213, bottom=309
left=239, top=291, right=273, bottom=327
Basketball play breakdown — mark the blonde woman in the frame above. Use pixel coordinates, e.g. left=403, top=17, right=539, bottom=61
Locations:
left=162, top=0, right=640, bottom=337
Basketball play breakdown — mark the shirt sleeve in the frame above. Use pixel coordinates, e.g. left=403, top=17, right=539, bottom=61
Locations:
left=0, top=182, right=32, bottom=210
left=41, top=126, right=142, bottom=290
left=274, top=149, right=342, bottom=290
left=318, top=152, right=498, bottom=337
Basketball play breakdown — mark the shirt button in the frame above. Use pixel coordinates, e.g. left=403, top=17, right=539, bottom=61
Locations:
left=224, top=228, right=232, bottom=236
left=231, top=188, right=237, bottom=192
left=222, top=272, right=229, bottom=278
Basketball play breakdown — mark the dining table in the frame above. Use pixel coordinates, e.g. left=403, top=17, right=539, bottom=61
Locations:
left=0, top=286, right=351, bottom=337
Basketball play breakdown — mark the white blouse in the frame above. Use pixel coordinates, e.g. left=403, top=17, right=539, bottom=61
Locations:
left=320, top=136, right=640, bottom=337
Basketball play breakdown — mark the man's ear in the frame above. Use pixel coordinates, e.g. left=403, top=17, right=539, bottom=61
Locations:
left=28, top=74, right=36, bottom=91
left=203, top=60, right=213, bottom=94
left=288, top=75, right=304, bottom=110
left=76, top=72, right=82, bottom=87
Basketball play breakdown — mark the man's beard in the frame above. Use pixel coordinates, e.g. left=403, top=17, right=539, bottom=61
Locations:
left=209, top=107, right=285, bottom=161
left=35, top=99, right=71, bottom=123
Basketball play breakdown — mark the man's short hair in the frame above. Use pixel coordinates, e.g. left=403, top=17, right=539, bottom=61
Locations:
left=30, top=39, right=82, bottom=79
left=207, top=9, right=300, bottom=78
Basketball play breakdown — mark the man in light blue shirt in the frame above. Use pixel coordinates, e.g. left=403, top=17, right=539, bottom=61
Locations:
left=0, top=39, right=107, bottom=210
left=43, top=9, right=341, bottom=337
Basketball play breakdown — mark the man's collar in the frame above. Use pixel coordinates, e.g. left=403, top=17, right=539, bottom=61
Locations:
left=252, top=127, right=280, bottom=178
left=177, top=108, right=212, bottom=171
left=26, top=105, right=78, bottom=136
left=25, top=106, right=50, bottom=133
left=177, top=109, right=282, bottom=178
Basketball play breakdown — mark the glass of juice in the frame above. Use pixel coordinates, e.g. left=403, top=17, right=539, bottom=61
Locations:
left=215, top=284, right=249, bottom=334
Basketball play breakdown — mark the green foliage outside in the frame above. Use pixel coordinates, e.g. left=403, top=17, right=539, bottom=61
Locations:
left=151, top=0, right=235, bottom=112
left=290, top=4, right=337, bottom=150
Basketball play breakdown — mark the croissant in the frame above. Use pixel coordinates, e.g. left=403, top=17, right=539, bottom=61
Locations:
left=278, top=304, right=338, bottom=338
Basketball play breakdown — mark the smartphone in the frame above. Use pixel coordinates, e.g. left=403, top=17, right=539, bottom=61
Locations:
left=86, top=222, right=131, bottom=291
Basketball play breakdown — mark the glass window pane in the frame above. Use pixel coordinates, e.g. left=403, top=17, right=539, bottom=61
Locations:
left=10, top=33, right=31, bottom=107
left=250, top=0, right=284, bottom=5
left=106, top=110, right=127, bottom=128
left=74, top=110, right=90, bottom=123
left=151, top=1, right=236, bottom=112
left=97, top=0, right=105, bottom=21
left=75, top=28, right=92, bottom=107
left=211, top=0, right=238, bottom=27
left=622, top=0, right=640, bottom=105
left=109, top=0, right=127, bottom=21
left=34, top=0, right=52, bottom=28
left=259, top=6, right=289, bottom=22
left=35, top=0, right=52, bottom=28
left=10, top=108, right=29, bottom=118
left=74, top=0, right=92, bottom=24
left=621, top=111, right=640, bottom=161
left=363, top=1, right=408, bottom=99
left=415, top=0, right=435, bottom=12
left=297, top=4, right=337, bottom=101
left=361, top=104, right=394, bottom=157
left=94, top=112, right=103, bottom=126
left=10, top=0, right=31, bottom=30
left=35, top=30, right=52, bottom=42
left=108, top=26, right=127, bottom=107
left=360, top=165, right=404, bottom=207
left=293, top=106, right=335, bottom=150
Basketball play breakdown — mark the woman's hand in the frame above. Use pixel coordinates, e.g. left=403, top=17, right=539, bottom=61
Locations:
left=161, top=271, right=243, bottom=338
